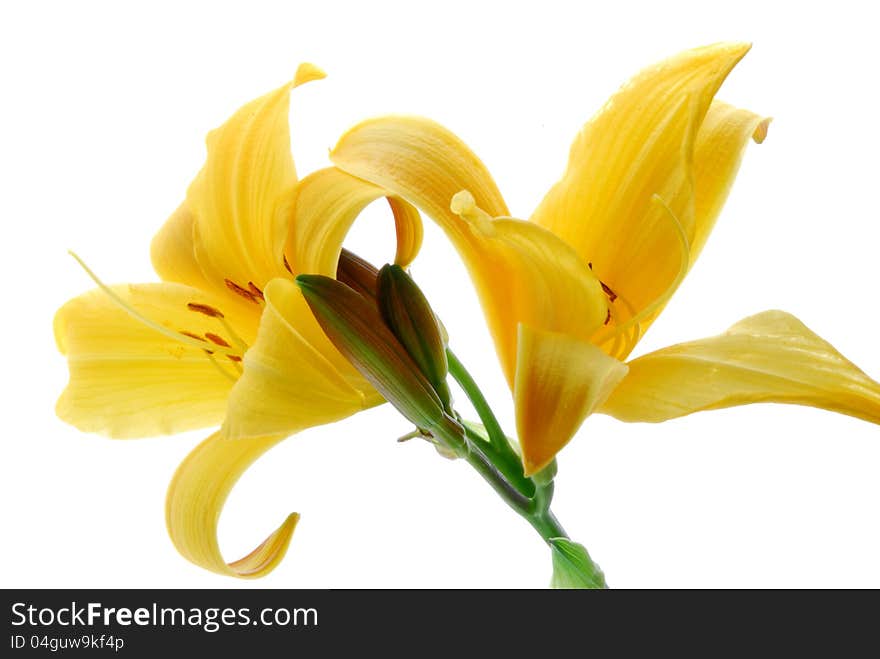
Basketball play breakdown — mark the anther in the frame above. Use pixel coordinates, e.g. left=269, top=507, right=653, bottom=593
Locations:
left=226, top=354, right=243, bottom=363
left=204, top=333, right=231, bottom=348
left=283, top=254, right=294, bottom=275
left=180, top=330, right=207, bottom=342
left=600, top=281, right=618, bottom=302
left=225, top=278, right=260, bottom=303
left=587, top=262, right=618, bottom=301
left=187, top=302, right=225, bottom=318
left=604, top=308, right=612, bottom=326
left=247, top=282, right=265, bottom=301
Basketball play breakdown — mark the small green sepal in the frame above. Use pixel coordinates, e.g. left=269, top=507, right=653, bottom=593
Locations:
left=549, top=538, right=607, bottom=589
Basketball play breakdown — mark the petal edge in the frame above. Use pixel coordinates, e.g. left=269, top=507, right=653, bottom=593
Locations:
left=601, top=311, right=880, bottom=424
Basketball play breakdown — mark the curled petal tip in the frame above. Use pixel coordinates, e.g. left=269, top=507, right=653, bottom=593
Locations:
left=294, top=62, right=327, bottom=87
left=165, top=433, right=304, bottom=579
left=752, top=116, right=772, bottom=144
left=228, top=512, right=300, bottom=578
left=713, top=41, right=752, bottom=57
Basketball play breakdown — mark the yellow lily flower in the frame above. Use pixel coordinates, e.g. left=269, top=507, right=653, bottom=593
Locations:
left=328, top=43, right=880, bottom=474
left=55, top=64, right=422, bottom=577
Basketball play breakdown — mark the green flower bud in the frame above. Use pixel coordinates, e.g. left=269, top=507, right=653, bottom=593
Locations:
left=336, top=248, right=379, bottom=300
left=296, top=274, right=463, bottom=442
left=377, top=265, right=451, bottom=410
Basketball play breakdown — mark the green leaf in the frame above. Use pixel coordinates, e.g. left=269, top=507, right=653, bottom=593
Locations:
left=550, top=538, right=607, bottom=589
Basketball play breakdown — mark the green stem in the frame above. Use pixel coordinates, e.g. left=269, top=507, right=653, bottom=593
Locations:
left=462, top=424, right=535, bottom=499
left=447, top=349, right=533, bottom=499
left=461, top=440, right=532, bottom=512
left=528, top=508, right=567, bottom=542
left=432, top=417, right=564, bottom=546
left=446, top=349, right=511, bottom=457
left=436, top=350, right=602, bottom=586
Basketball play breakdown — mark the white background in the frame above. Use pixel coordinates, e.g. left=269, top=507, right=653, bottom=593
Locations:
left=2, top=0, right=879, bottom=589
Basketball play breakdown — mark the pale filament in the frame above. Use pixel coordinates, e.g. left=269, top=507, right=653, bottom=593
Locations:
left=69, top=251, right=248, bottom=383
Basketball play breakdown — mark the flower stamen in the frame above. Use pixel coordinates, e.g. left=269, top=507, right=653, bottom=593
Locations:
left=204, top=351, right=238, bottom=383
left=215, top=316, right=249, bottom=354
left=68, top=251, right=240, bottom=357
left=225, top=354, right=243, bottom=375
left=187, top=300, right=249, bottom=357
left=590, top=195, right=689, bottom=359
left=247, top=282, right=265, bottom=301
left=180, top=330, right=207, bottom=342
left=204, top=332, right=231, bottom=348
left=225, top=278, right=262, bottom=304
left=587, top=263, right=618, bottom=302
left=187, top=302, right=225, bottom=318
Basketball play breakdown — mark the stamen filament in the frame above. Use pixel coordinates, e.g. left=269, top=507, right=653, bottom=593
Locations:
left=68, top=251, right=241, bottom=358
left=204, top=351, right=238, bottom=383
left=217, top=317, right=249, bottom=353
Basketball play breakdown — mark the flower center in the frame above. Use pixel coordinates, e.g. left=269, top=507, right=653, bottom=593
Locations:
left=587, top=195, right=690, bottom=360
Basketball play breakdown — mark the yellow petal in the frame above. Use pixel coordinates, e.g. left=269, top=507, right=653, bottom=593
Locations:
left=388, top=195, right=423, bottom=269
left=600, top=311, right=880, bottom=424
left=165, top=431, right=298, bottom=578
left=224, top=277, right=380, bottom=439
left=515, top=323, right=628, bottom=475
left=691, top=99, right=772, bottom=260
left=150, top=202, right=213, bottom=292
left=332, top=115, right=509, bottom=227
left=54, top=282, right=256, bottom=437
left=282, top=167, right=423, bottom=277
left=531, top=43, right=752, bottom=344
left=159, top=64, right=324, bottom=301
left=331, top=116, right=608, bottom=387
left=587, top=102, right=768, bottom=360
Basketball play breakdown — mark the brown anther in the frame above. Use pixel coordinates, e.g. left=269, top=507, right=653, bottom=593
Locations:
left=179, top=330, right=207, bottom=342
left=203, top=348, right=215, bottom=356
left=600, top=281, right=618, bottom=302
left=586, top=262, right=618, bottom=302
left=187, top=302, right=225, bottom=318
left=204, top=332, right=231, bottom=348
left=226, top=354, right=243, bottom=363
left=604, top=308, right=612, bottom=326
left=283, top=254, right=294, bottom=275
left=247, top=281, right=265, bottom=301
left=225, top=278, right=260, bottom=303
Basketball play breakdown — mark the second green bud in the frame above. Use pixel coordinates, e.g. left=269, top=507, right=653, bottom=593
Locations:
left=377, top=265, right=452, bottom=412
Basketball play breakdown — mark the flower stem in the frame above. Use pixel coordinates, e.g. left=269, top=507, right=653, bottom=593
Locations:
left=447, top=349, right=533, bottom=497
left=433, top=348, right=604, bottom=587
left=442, top=351, right=560, bottom=539
left=447, top=350, right=508, bottom=453
left=438, top=421, right=561, bottom=542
